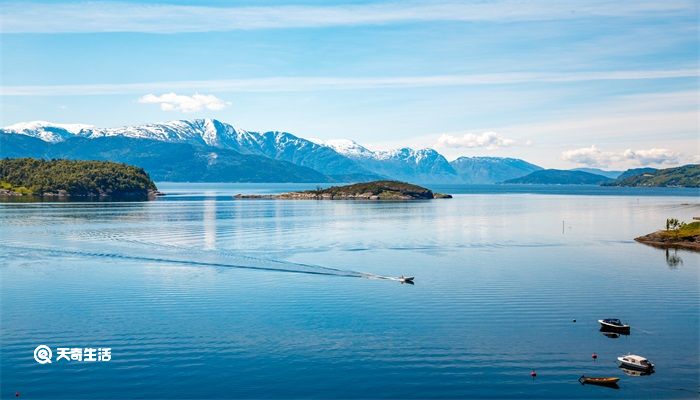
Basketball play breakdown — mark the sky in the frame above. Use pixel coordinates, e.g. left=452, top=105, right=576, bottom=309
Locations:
left=0, top=0, right=698, bottom=169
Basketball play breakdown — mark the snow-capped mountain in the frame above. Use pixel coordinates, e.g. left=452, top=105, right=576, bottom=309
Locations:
left=366, top=148, right=458, bottom=182
left=87, top=119, right=247, bottom=148
left=315, top=139, right=459, bottom=182
left=2, top=119, right=541, bottom=184
left=3, top=119, right=378, bottom=180
left=0, top=133, right=329, bottom=183
left=312, top=138, right=376, bottom=159
left=3, top=121, right=94, bottom=143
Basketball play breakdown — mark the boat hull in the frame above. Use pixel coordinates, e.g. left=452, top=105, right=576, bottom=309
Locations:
left=598, top=321, right=630, bottom=332
left=579, top=376, right=620, bottom=387
left=598, top=319, right=630, bottom=333
left=617, top=361, right=654, bottom=372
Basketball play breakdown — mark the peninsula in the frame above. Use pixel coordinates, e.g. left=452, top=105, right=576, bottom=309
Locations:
left=635, top=219, right=700, bottom=251
left=0, top=158, right=160, bottom=199
left=235, top=181, right=452, bottom=200
left=606, top=164, right=700, bottom=187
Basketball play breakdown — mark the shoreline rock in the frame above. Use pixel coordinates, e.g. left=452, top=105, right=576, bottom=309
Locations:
left=0, top=188, right=164, bottom=200
left=635, top=230, right=700, bottom=252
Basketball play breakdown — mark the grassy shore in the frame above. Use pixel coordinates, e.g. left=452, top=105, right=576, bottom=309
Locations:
left=635, top=221, right=700, bottom=251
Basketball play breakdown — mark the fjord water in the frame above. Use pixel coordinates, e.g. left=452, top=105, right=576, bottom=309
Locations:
left=1, top=184, right=698, bottom=399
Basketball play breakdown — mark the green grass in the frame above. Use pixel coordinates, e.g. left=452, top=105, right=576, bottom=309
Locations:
left=661, top=221, right=700, bottom=239
left=0, top=181, right=34, bottom=195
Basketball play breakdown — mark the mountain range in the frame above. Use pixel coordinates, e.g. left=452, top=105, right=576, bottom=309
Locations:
left=1, top=119, right=548, bottom=184
left=2, top=119, right=675, bottom=185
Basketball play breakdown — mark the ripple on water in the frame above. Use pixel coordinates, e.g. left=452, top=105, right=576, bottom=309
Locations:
left=1, top=194, right=698, bottom=399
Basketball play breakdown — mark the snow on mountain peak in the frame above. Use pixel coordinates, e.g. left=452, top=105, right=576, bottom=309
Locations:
left=4, top=121, right=94, bottom=134
left=3, top=120, right=95, bottom=142
left=313, top=138, right=374, bottom=158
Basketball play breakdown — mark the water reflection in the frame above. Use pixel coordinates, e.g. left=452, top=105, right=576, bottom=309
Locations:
left=665, top=248, right=684, bottom=269
left=619, top=366, right=655, bottom=377
left=600, top=330, right=629, bottom=339
left=203, top=195, right=217, bottom=250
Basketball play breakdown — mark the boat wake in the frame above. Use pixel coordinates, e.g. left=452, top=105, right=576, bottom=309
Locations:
left=0, top=242, right=400, bottom=281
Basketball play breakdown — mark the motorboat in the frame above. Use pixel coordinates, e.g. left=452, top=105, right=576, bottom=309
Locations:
left=398, top=275, right=415, bottom=283
left=617, top=354, right=654, bottom=372
left=598, top=319, right=630, bottom=332
left=578, top=376, right=620, bottom=387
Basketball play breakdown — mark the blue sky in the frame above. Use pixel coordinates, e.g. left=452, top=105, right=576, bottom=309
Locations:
left=0, top=0, right=698, bottom=168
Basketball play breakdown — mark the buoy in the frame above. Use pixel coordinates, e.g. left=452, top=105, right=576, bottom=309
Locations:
left=572, top=319, right=576, bottom=323
left=530, top=370, right=537, bottom=378
left=15, top=392, right=20, bottom=398
left=592, top=353, right=598, bottom=360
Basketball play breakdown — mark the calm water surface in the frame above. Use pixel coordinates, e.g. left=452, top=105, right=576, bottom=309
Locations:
left=1, top=183, right=699, bottom=399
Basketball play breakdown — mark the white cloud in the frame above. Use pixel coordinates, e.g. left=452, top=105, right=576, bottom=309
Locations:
left=137, top=93, right=229, bottom=113
left=437, top=131, right=515, bottom=150
left=561, top=145, right=613, bottom=167
left=2, top=69, right=696, bottom=97
left=622, top=148, right=681, bottom=165
left=562, top=145, right=681, bottom=167
left=0, top=1, right=693, bottom=33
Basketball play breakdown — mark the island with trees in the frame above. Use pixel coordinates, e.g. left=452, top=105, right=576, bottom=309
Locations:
left=0, top=158, right=159, bottom=199
left=235, top=180, right=452, bottom=200
left=635, top=218, right=700, bottom=251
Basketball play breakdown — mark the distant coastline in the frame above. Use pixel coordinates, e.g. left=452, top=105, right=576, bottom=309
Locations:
left=505, top=165, right=699, bottom=187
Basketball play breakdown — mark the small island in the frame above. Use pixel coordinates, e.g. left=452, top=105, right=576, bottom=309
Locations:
left=635, top=218, right=700, bottom=251
left=235, top=180, right=452, bottom=200
left=0, top=158, right=160, bottom=199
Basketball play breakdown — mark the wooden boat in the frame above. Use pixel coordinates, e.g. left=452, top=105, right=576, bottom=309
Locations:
left=578, top=376, right=620, bottom=386
left=598, top=318, right=630, bottom=332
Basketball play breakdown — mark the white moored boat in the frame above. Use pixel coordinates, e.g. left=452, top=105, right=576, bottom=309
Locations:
left=617, top=354, right=654, bottom=371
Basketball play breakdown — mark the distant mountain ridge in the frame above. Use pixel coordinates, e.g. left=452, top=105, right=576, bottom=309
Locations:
left=0, top=134, right=329, bottom=183
left=503, top=169, right=613, bottom=185
left=451, top=156, right=542, bottom=184
left=572, top=167, right=622, bottom=179
left=2, top=119, right=544, bottom=184
left=606, top=164, right=699, bottom=187
left=314, top=138, right=459, bottom=182
left=616, top=167, right=657, bottom=180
